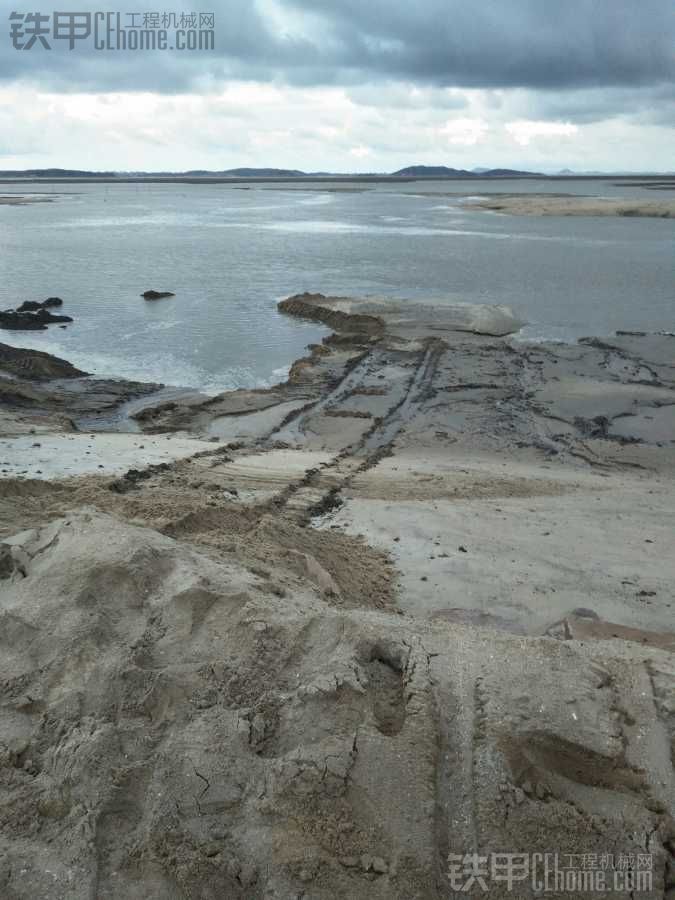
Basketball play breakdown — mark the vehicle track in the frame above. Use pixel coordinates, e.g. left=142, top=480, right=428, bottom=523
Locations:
left=270, top=339, right=446, bottom=524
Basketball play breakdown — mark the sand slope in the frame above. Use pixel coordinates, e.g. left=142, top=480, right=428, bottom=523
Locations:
left=1, top=511, right=673, bottom=898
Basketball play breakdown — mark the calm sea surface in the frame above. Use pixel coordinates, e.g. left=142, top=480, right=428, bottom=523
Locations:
left=0, top=178, right=673, bottom=391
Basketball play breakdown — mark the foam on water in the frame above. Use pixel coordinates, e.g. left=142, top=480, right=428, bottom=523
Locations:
left=297, top=194, right=335, bottom=206
left=0, top=332, right=289, bottom=395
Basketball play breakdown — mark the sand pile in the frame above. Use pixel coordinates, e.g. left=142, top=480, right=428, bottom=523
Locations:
left=1, top=300, right=674, bottom=898
left=0, top=511, right=673, bottom=899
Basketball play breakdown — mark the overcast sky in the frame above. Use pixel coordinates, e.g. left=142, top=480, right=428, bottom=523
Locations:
left=1, top=0, right=674, bottom=171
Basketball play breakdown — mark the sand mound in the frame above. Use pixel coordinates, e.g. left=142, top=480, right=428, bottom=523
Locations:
left=0, top=511, right=673, bottom=898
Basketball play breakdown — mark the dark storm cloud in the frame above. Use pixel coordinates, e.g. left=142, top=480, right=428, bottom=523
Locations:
left=0, top=0, right=315, bottom=90
left=284, top=0, right=675, bottom=89
left=1, top=0, right=674, bottom=100
left=519, top=82, right=675, bottom=125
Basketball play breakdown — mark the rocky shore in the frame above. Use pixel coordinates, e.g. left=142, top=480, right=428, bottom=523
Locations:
left=0, top=294, right=674, bottom=899
left=0, top=342, right=163, bottom=435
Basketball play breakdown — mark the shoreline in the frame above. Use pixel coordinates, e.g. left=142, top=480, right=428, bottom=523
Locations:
left=3, top=292, right=674, bottom=641
left=1, top=293, right=674, bottom=897
left=3, top=293, right=674, bottom=628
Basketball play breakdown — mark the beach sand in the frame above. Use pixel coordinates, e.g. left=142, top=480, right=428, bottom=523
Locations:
left=1, top=295, right=674, bottom=899
left=466, top=193, right=675, bottom=217
left=0, top=432, right=212, bottom=479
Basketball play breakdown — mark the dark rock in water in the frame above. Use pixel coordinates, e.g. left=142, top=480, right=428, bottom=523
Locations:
left=142, top=290, right=175, bottom=300
left=0, top=307, right=72, bottom=331
left=16, top=300, right=42, bottom=312
left=0, top=310, right=48, bottom=330
left=17, top=297, right=64, bottom=312
left=35, top=308, right=72, bottom=324
left=2, top=297, right=71, bottom=331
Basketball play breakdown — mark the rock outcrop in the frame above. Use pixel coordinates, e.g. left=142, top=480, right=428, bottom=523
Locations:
left=142, top=290, right=175, bottom=300
left=0, top=343, right=161, bottom=434
left=16, top=298, right=63, bottom=313
left=278, top=292, right=524, bottom=337
left=0, top=343, right=86, bottom=380
left=1, top=298, right=72, bottom=331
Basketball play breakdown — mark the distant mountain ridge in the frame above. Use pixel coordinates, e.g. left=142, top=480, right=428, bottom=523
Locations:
left=390, top=165, right=540, bottom=177
left=0, top=165, right=543, bottom=178
left=2, top=165, right=670, bottom=179
left=183, top=167, right=307, bottom=177
left=0, top=168, right=119, bottom=177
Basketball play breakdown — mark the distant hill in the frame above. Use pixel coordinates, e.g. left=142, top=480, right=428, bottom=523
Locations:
left=392, top=166, right=473, bottom=177
left=11, top=165, right=668, bottom=181
left=483, top=168, right=541, bottom=177
left=391, top=165, right=541, bottom=177
left=145, top=168, right=308, bottom=177
left=218, top=168, right=307, bottom=177
left=0, top=167, right=308, bottom=178
left=1, top=165, right=541, bottom=179
left=0, top=168, right=118, bottom=177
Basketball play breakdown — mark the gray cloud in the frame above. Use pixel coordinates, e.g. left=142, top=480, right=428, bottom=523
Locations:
left=0, top=0, right=674, bottom=147
left=1, top=0, right=674, bottom=93
left=284, top=0, right=675, bottom=89
left=510, top=82, right=675, bottom=125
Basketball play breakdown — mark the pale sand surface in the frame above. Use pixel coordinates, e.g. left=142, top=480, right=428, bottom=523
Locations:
left=329, top=459, right=674, bottom=633
left=0, top=432, right=210, bottom=478
left=467, top=194, right=675, bottom=217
